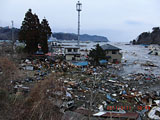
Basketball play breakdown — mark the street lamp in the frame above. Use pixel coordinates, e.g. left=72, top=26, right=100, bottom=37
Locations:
left=76, top=1, right=82, bottom=47
left=76, top=1, right=82, bottom=11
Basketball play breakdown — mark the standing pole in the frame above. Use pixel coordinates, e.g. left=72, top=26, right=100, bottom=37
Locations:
left=76, top=1, right=82, bottom=48
left=11, top=21, right=14, bottom=42
left=11, top=20, right=14, bottom=53
left=78, top=10, right=80, bottom=47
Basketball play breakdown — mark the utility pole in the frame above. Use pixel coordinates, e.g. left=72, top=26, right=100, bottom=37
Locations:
left=76, top=1, right=82, bottom=48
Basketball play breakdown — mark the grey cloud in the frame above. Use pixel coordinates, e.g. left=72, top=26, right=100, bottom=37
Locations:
left=0, top=0, right=160, bottom=42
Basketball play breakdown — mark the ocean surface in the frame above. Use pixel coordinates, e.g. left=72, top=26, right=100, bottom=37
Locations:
left=113, top=43, right=160, bottom=76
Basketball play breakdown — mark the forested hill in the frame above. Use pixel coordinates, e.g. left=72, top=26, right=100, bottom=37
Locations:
left=133, top=27, right=160, bottom=45
left=0, top=27, right=19, bottom=40
left=0, top=27, right=109, bottom=42
left=53, top=33, right=109, bottom=42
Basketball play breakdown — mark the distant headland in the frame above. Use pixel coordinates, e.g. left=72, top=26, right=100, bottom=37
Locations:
left=0, top=26, right=109, bottom=42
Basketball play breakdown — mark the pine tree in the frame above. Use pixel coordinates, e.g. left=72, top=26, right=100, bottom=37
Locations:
left=39, top=18, right=52, bottom=54
left=19, top=9, right=40, bottom=54
left=88, top=44, right=106, bottom=65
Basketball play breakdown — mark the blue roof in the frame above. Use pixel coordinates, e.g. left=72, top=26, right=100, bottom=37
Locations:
left=99, top=60, right=107, bottom=64
left=73, top=61, right=88, bottom=66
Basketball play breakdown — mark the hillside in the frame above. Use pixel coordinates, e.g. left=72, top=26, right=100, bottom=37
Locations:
left=133, top=27, right=160, bottom=45
left=0, top=27, right=19, bottom=40
left=80, top=34, right=108, bottom=42
left=53, top=33, right=109, bottom=42
left=0, top=27, right=109, bottom=42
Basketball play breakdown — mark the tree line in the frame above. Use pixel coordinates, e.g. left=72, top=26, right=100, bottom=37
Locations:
left=19, top=9, right=52, bottom=54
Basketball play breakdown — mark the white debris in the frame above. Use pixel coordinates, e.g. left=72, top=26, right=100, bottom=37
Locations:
left=93, top=111, right=106, bottom=116
left=148, top=107, right=160, bottom=120
left=98, top=105, right=104, bottom=112
left=25, top=66, right=34, bottom=71
left=154, top=100, right=160, bottom=106
left=66, top=92, right=72, bottom=98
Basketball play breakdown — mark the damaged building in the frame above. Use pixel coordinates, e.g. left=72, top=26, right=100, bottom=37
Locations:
left=101, top=44, right=122, bottom=63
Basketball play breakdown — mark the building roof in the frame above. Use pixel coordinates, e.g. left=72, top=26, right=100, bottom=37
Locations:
left=101, top=112, right=139, bottom=119
left=101, top=44, right=121, bottom=51
left=74, top=108, right=139, bottom=120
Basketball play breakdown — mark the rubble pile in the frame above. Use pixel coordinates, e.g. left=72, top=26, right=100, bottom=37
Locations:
left=7, top=56, right=160, bottom=119
left=64, top=65, right=160, bottom=119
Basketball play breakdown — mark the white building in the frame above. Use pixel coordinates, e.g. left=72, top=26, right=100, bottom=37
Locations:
left=64, top=46, right=81, bottom=61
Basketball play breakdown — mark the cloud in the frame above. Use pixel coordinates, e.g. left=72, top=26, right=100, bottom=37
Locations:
left=0, top=0, right=160, bottom=42
left=125, top=20, right=144, bottom=26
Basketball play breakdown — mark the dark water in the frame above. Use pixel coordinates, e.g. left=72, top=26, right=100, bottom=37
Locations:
left=112, top=43, right=160, bottom=76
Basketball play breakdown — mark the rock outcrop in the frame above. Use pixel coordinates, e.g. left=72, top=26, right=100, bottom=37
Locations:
left=134, top=27, right=160, bottom=45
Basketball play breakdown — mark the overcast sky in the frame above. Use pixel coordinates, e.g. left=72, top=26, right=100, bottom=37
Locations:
left=1, top=0, right=160, bottom=42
